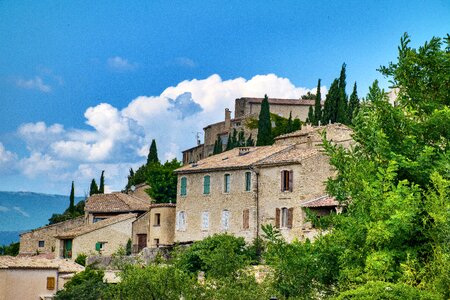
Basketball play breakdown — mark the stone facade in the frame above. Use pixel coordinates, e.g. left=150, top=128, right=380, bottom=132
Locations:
left=175, top=124, right=351, bottom=244
left=131, top=212, right=149, bottom=253
left=19, top=216, right=85, bottom=256
left=147, top=204, right=176, bottom=247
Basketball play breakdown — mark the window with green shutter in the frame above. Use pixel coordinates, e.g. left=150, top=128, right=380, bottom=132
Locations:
left=180, top=177, right=187, bottom=196
left=245, top=172, right=251, bottom=191
left=203, top=175, right=210, bottom=194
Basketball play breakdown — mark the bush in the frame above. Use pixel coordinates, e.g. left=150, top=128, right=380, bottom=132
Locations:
left=55, top=268, right=108, bottom=300
left=74, top=253, right=87, bottom=266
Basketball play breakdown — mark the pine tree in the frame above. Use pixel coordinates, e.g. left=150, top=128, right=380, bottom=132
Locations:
left=322, top=79, right=339, bottom=124
left=347, top=82, right=360, bottom=124
left=307, top=106, right=314, bottom=125
left=314, top=79, right=322, bottom=125
left=89, top=179, right=99, bottom=196
left=256, top=94, right=274, bottom=146
left=99, top=170, right=105, bottom=194
left=69, top=181, right=75, bottom=213
left=147, top=139, right=159, bottom=165
left=336, top=63, right=348, bottom=124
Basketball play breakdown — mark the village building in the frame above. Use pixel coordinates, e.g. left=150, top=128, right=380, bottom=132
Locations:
left=19, top=216, right=85, bottom=257
left=182, top=97, right=319, bottom=164
left=175, top=124, right=350, bottom=244
left=55, top=213, right=137, bottom=259
left=0, top=256, right=83, bottom=300
left=84, top=192, right=150, bottom=224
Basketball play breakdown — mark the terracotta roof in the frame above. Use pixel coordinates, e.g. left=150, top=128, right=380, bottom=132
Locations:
left=56, top=213, right=137, bottom=239
left=150, top=203, right=176, bottom=208
left=127, top=184, right=153, bottom=202
left=176, top=145, right=292, bottom=173
left=255, top=145, right=320, bottom=166
left=20, top=216, right=85, bottom=236
left=85, top=192, right=150, bottom=213
left=237, top=97, right=318, bottom=106
left=301, top=195, right=339, bottom=208
left=0, top=256, right=84, bottom=272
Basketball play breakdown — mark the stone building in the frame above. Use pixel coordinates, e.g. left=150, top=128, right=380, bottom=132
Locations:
left=0, top=256, right=83, bottom=300
left=182, top=97, right=319, bottom=164
left=84, top=192, right=150, bottom=224
left=55, top=213, right=137, bottom=259
left=175, top=124, right=351, bottom=244
left=131, top=203, right=176, bottom=253
left=19, top=216, right=85, bottom=257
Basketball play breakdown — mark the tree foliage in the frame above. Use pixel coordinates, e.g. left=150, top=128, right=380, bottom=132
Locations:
left=55, top=268, right=108, bottom=300
left=146, top=159, right=181, bottom=203
left=147, top=139, right=159, bottom=165
left=98, top=170, right=105, bottom=194
left=256, top=94, right=274, bottom=146
left=314, top=79, right=322, bottom=125
left=48, top=182, right=84, bottom=225
left=89, top=179, right=99, bottom=196
left=0, top=242, right=20, bottom=256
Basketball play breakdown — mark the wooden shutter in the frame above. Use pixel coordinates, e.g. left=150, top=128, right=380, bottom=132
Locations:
left=287, top=207, right=294, bottom=228
left=280, top=171, right=284, bottom=191
left=243, top=209, right=249, bottom=229
left=47, top=277, right=55, bottom=290
left=275, top=208, right=280, bottom=228
left=289, top=170, right=293, bottom=192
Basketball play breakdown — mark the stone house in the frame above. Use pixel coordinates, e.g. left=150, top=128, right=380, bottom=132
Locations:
left=131, top=203, right=176, bottom=253
left=175, top=124, right=350, bottom=244
left=0, top=256, right=83, bottom=300
left=84, top=192, right=150, bottom=224
left=19, top=216, right=85, bottom=257
left=55, top=213, right=137, bottom=259
left=182, top=97, right=320, bottom=164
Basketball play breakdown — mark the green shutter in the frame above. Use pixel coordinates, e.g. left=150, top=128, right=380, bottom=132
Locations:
left=95, top=242, right=101, bottom=251
left=181, top=177, right=187, bottom=196
left=245, top=172, right=251, bottom=191
left=204, top=176, right=210, bottom=194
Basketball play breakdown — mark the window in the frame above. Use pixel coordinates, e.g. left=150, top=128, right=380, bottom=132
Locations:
left=38, top=240, right=45, bottom=248
left=176, top=211, right=186, bottom=231
left=154, top=213, right=161, bottom=226
left=281, top=170, right=293, bottom=192
left=245, top=172, right=251, bottom=191
left=224, top=174, right=231, bottom=193
left=46, top=277, right=55, bottom=290
left=154, top=239, right=160, bottom=247
left=203, top=175, right=210, bottom=194
left=180, top=177, right=187, bottom=196
left=95, top=242, right=106, bottom=251
left=93, top=217, right=106, bottom=223
left=222, top=210, right=230, bottom=230
left=275, top=207, right=293, bottom=229
left=201, top=211, right=209, bottom=230
left=243, top=209, right=249, bottom=229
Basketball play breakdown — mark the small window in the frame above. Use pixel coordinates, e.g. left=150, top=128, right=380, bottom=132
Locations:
left=154, top=239, right=160, bottom=247
left=177, top=211, right=186, bottom=231
left=154, top=213, right=161, bottom=226
left=95, top=242, right=106, bottom=251
left=38, top=240, right=45, bottom=248
left=281, top=170, right=293, bottom=192
left=222, top=210, right=230, bottom=230
left=224, top=174, right=231, bottom=193
left=275, top=207, right=294, bottom=229
left=46, top=277, right=55, bottom=290
left=203, top=175, right=210, bottom=194
left=201, top=211, right=209, bottom=230
left=245, top=172, right=251, bottom=191
left=180, top=177, right=187, bottom=196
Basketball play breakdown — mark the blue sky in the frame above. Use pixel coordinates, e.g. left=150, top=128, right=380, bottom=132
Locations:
left=0, top=1, right=449, bottom=195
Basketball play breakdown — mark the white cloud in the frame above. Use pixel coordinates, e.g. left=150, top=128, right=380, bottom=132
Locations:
left=19, top=152, right=67, bottom=178
left=107, top=56, right=137, bottom=71
left=0, top=206, right=10, bottom=212
left=15, top=76, right=52, bottom=93
left=13, top=206, right=30, bottom=217
left=0, top=143, right=17, bottom=174
left=173, top=57, right=196, bottom=68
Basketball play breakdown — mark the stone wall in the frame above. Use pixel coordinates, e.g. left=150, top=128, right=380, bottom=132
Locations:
left=19, top=217, right=85, bottom=256
left=132, top=212, right=149, bottom=249
left=148, top=205, right=176, bottom=247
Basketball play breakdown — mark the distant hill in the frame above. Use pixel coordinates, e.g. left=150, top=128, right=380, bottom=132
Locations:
left=0, top=191, right=84, bottom=245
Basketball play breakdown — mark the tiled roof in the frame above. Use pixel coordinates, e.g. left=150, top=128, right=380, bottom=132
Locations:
left=56, top=213, right=137, bottom=239
left=301, top=195, right=339, bottom=208
left=255, top=145, right=320, bottom=167
left=127, top=184, right=153, bottom=202
left=238, top=97, right=318, bottom=106
left=275, top=123, right=352, bottom=140
left=0, top=256, right=84, bottom=273
left=85, top=192, right=150, bottom=213
left=20, top=216, right=85, bottom=236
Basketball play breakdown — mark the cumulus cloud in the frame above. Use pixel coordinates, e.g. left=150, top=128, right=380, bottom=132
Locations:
left=13, top=73, right=325, bottom=193
left=15, top=76, right=52, bottom=92
left=0, top=143, right=17, bottom=174
left=107, top=56, right=138, bottom=71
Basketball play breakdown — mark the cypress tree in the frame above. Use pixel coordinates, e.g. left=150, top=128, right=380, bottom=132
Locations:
left=89, top=179, right=99, bottom=196
left=336, top=63, right=348, bottom=124
left=256, top=94, right=274, bottom=146
left=69, top=181, right=75, bottom=213
left=99, top=171, right=105, bottom=194
left=238, top=130, right=245, bottom=147
left=322, top=79, right=339, bottom=124
left=217, top=136, right=223, bottom=153
left=225, top=132, right=233, bottom=151
left=347, top=82, right=360, bottom=124
left=231, top=129, right=238, bottom=147
left=246, top=134, right=255, bottom=146
left=147, top=139, right=159, bottom=165
left=307, top=106, right=314, bottom=125
left=286, top=111, right=294, bottom=133
left=314, top=79, right=322, bottom=125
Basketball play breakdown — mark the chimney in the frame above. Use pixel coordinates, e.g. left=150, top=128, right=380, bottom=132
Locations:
left=224, top=108, right=231, bottom=130
left=239, top=147, right=250, bottom=156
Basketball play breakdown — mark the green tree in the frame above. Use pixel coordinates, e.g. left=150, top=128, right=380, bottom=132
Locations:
left=55, top=268, right=108, bottom=300
left=0, top=242, right=20, bottom=256
left=336, top=63, right=348, bottom=124
left=246, top=134, right=255, bottom=146
left=125, top=168, right=135, bottom=190
left=213, top=136, right=223, bottom=154
left=322, top=79, right=339, bottom=124
left=286, top=111, right=293, bottom=133
left=68, top=181, right=75, bottom=213
left=256, top=94, right=274, bottom=146
left=147, top=139, right=159, bottom=165
left=98, top=170, right=105, bottom=194
left=307, top=106, right=315, bottom=124
left=89, top=179, right=99, bottom=196
left=146, top=159, right=181, bottom=203
left=238, top=130, right=245, bottom=147
left=347, top=82, right=359, bottom=123
left=314, top=79, right=322, bottom=125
